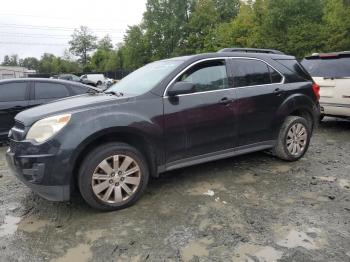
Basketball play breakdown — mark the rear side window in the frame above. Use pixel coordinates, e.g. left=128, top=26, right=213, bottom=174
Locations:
left=34, top=82, right=69, bottom=99
left=301, top=57, right=350, bottom=78
left=71, top=85, right=88, bottom=95
left=269, top=67, right=283, bottom=83
left=0, top=82, right=27, bottom=102
left=230, top=59, right=278, bottom=87
left=276, top=59, right=312, bottom=81
left=179, top=60, right=228, bottom=92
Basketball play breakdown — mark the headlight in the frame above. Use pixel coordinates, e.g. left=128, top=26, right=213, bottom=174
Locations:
left=26, top=114, right=71, bottom=143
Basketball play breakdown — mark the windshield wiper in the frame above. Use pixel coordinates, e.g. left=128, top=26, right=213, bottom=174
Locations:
left=104, top=91, right=124, bottom=97
left=87, top=86, right=103, bottom=94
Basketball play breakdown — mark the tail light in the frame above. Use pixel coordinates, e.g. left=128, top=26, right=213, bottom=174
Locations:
left=312, top=83, right=320, bottom=101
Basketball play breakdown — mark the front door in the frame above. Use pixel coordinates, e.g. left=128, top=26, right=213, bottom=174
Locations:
left=163, top=59, right=237, bottom=164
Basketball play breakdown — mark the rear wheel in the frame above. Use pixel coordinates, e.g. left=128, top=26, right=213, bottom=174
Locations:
left=78, top=143, right=149, bottom=211
left=273, top=116, right=311, bottom=161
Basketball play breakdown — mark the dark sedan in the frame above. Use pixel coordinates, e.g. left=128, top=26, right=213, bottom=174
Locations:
left=0, top=78, right=91, bottom=141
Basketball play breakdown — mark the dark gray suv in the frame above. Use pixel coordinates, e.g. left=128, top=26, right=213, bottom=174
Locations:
left=6, top=49, right=320, bottom=211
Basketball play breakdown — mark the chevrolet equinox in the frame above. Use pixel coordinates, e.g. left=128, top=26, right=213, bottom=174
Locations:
left=6, top=50, right=320, bottom=211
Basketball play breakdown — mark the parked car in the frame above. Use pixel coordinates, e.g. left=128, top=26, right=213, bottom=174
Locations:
left=0, top=78, right=91, bottom=141
left=80, top=74, right=112, bottom=87
left=301, top=52, right=350, bottom=120
left=6, top=49, right=320, bottom=211
left=58, top=74, right=81, bottom=82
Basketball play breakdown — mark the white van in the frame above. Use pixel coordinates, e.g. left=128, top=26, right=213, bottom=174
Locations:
left=80, top=74, right=111, bottom=86
left=302, top=52, right=350, bottom=120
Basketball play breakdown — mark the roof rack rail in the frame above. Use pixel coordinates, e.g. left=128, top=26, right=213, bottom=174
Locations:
left=218, top=48, right=285, bottom=55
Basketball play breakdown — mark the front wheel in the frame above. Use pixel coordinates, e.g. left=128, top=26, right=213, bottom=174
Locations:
left=78, top=143, right=149, bottom=211
left=273, top=116, right=311, bottom=161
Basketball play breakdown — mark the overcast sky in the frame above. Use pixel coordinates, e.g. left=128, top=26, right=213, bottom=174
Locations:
left=0, top=0, right=147, bottom=62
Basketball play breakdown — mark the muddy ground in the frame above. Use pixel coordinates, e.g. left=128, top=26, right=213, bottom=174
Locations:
left=0, top=118, right=349, bottom=262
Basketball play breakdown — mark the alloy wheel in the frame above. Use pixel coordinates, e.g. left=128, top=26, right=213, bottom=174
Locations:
left=286, top=123, right=308, bottom=156
left=91, top=155, right=141, bottom=204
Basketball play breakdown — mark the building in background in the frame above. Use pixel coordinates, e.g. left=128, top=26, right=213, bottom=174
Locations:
left=0, top=66, right=35, bottom=80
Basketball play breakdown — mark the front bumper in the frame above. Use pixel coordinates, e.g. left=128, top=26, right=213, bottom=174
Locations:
left=6, top=145, right=70, bottom=201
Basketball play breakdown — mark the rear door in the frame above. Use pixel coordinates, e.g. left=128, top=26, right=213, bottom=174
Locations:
left=0, top=81, right=30, bottom=137
left=228, top=58, right=284, bottom=146
left=30, top=81, right=71, bottom=107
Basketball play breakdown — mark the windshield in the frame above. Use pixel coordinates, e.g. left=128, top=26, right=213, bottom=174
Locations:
left=106, top=60, right=183, bottom=95
left=301, top=57, right=350, bottom=78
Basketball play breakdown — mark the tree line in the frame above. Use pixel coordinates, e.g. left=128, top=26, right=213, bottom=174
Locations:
left=1, top=0, right=350, bottom=75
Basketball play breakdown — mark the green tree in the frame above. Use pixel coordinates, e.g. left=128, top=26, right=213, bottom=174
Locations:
left=69, top=26, right=98, bottom=67
left=322, top=0, right=350, bottom=52
left=98, top=35, right=114, bottom=51
left=143, top=0, right=193, bottom=59
left=213, top=0, right=240, bottom=22
left=19, top=57, right=40, bottom=70
left=121, top=26, right=149, bottom=70
left=91, top=49, right=111, bottom=71
left=187, top=0, right=220, bottom=53
left=1, top=54, right=19, bottom=66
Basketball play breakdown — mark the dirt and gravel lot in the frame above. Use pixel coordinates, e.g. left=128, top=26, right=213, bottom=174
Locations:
left=0, top=118, right=349, bottom=262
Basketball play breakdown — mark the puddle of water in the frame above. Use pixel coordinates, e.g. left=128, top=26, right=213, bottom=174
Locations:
left=199, top=218, right=210, bottom=231
left=271, top=164, right=291, bottom=174
left=276, top=228, right=325, bottom=250
left=85, top=229, right=104, bottom=242
left=118, top=255, right=142, bottom=262
left=181, top=238, right=213, bottom=262
left=234, top=173, right=257, bottom=184
left=339, top=179, right=350, bottom=189
left=18, top=217, right=50, bottom=233
left=233, top=243, right=283, bottom=262
left=301, top=192, right=329, bottom=202
left=51, top=244, right=92, bottom=262
left=0, top=215, right=21, bottom=237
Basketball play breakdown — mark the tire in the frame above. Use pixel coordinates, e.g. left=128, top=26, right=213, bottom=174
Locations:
left=97, top=81, right=102, bottom=86
left=78, top=142, right=149, bottom=211
left=272, top=116, right=311, bottom=161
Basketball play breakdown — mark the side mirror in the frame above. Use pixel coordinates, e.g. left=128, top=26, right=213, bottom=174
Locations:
left=167, top=81, right=195, bottom=96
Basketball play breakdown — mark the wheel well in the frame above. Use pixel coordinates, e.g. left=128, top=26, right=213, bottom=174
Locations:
left=290, top=109, right=314, bottom=130
left=72, top=131, right=157, bottom=186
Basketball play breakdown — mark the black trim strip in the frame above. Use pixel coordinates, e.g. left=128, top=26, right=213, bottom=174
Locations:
left=161, top=140, right=275, bottom=173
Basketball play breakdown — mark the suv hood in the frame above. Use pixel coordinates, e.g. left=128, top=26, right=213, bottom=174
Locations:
left=16, top=93, right=129, bottom=126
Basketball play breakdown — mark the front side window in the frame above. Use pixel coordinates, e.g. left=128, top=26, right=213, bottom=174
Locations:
left=230, top=59, right=272, bottom=87
left=178, top=60, right=228, bottom=93
left=0, top=82, right=27, bottom=102
left=34, top=82, right=69, bottom=99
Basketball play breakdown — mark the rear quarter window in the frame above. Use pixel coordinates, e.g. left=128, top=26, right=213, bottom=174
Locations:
left=301, top=57, right=350, bottom=78
left=275, top=59, right=312, bottom=81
